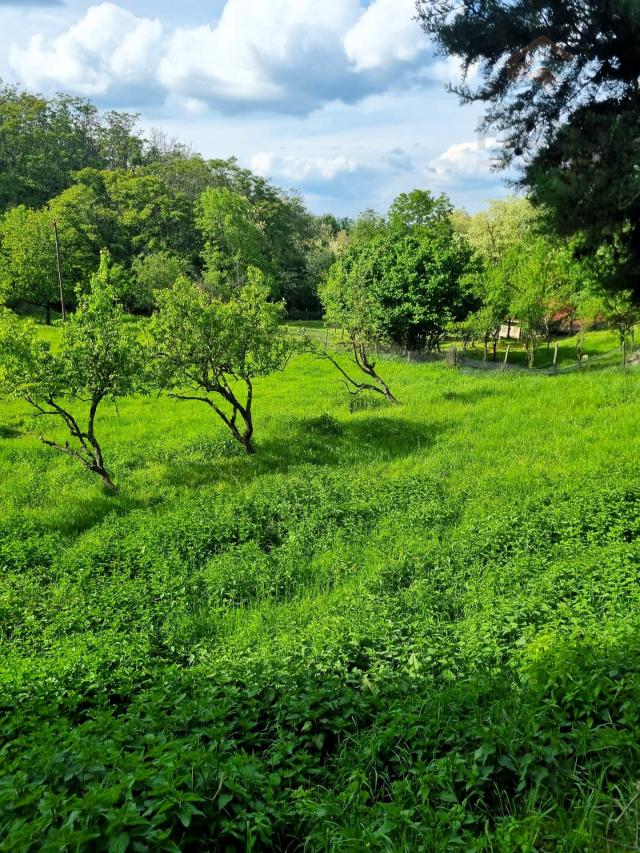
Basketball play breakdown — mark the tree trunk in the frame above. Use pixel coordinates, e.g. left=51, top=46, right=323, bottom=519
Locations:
left=238, top=406, right=255, bottom=455
left=46, top=304, right=51, bottom=325
left=380, top=383, right=398, bottom=405
left=240, top=379, right=255, bottom=454
left=226, top=407, right=255, bottom=455
left=354, top=343, right=398, bottom=404
left=96, top=467, right=118, bottom=494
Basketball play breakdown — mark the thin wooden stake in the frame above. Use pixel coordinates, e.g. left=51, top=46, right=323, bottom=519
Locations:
left=52, top=219, right=66, bottom=321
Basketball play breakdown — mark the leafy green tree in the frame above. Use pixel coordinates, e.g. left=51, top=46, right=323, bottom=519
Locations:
left=47, top=182, right=107, bottom=266
left=0, top=84, right=143, bottom=212
left=129, top=252, right=190, bottom=313
left=178, top=156, right=316, bottom=312
left=349, top=209, right=387, bottom=245
left=601, top=291, right=640, bottom=366
left=461, top=199, right=583, bottom=361
left=98, top=110, right=145, bottom=171
left=460, top=202, right=538, bottom=356
left=459, top=304, right=504, bottom=361
left=0, top=251, right=145, bottom=492
left=0, top=205, right=71, bottom=321
left=227, top=170, right=316, bottom=312
left=388, top=190, right=452, bottom=233
left=261, top=191, right=316, bottom=314
left=416, top=0, right=640, bottom=298
left=464, top=257, right=515, bottom=356
left=376, top=228, right=476, bottom=352
left=0, top=187, right=106, bottom=320
left=150, top=268, right=290, bottom=454
left=464, top=198, right=537, bottom=267
left=71, top=168, right=195, bottom=267
left=302, top=244, right=336, bottom=318
left=0, top=169, right=190, bottom=315
left=102, top=170, right=193, bottom=261
left=297, top=214, right=356, bottom=319
left=196, top=187, right=267, bottom=289
left=573, top=283, right=640, bottom=366
left=506, top=237, right=578, bottom=367
left=144, top=147, right=217, bottom=202
left=320, top=244, right=398, bottom=403
left=315, top=213, right=352, bottom=238
left=326, top=192, right=475, bottom=358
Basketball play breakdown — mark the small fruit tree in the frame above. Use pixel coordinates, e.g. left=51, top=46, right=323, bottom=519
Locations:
left=150, top=267, right=291, bottom=454
left=0, top=251, right=145, bottom=493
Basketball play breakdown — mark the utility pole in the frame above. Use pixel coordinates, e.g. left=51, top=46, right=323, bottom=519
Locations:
left=52, top=218, right=66, bottom=321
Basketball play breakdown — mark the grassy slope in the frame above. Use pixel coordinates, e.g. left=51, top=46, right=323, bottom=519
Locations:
left=1, top=335, right=640, bottom=850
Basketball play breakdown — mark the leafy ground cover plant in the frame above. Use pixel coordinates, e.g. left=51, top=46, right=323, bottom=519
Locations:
left=0, top=329, right=639, bottom=850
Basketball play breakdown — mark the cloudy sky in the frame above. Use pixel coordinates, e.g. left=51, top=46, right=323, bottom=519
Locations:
left=0, top=0, right=509, bottom=216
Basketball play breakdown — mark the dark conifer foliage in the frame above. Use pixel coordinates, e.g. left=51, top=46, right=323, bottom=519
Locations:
left=416, top=0, right=640, bottom=296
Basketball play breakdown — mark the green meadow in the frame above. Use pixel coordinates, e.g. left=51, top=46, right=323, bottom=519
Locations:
left=1, top=328, right=639, bottom=850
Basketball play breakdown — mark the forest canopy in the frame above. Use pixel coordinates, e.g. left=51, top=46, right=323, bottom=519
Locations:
left=0, top=83, right=328, bottom=318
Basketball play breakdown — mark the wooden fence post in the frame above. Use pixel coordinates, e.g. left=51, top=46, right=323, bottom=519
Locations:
left=52, top=218, right=66, bottom=321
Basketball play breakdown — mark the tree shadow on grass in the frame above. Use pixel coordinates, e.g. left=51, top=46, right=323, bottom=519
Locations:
left=0, top=425, right=23, bottom=440
left=0, top=418, right=27, bottom=439
left=442, top=386, right=504, bottom=405
left=162, top=413, right=449, bottom=489
left=50, top=493, right=161, bottom=535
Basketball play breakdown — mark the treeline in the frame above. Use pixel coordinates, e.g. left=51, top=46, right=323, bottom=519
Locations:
left=0, top=84, right=146, bottom=209
left=1, top=83, right=636, bottom=345
left=0, top=84, right=344, bottom=319
left=322, top=191, right=639, bottom=371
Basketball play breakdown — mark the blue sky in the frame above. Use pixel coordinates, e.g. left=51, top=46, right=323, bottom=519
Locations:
left=0, top=0, right=509, bottom=216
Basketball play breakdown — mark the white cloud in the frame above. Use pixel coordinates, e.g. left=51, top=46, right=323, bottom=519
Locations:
left=251, top=152, right=359, bottom=182
left=344, top=0, right=425, bottom=72
left=9, top=3, right=162, bottom=96
left=158, top=0, right=361, bottom=112
left=428, top=138, right=503, bottom=181
left=8, top=0, right=441, bottom=114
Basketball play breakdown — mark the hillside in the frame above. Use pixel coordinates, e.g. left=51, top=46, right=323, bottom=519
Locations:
left=1, top=347, right=639, bottom=850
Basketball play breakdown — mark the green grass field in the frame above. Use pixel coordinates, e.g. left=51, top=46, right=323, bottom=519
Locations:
left=1, top=330, right=640, bottom=850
